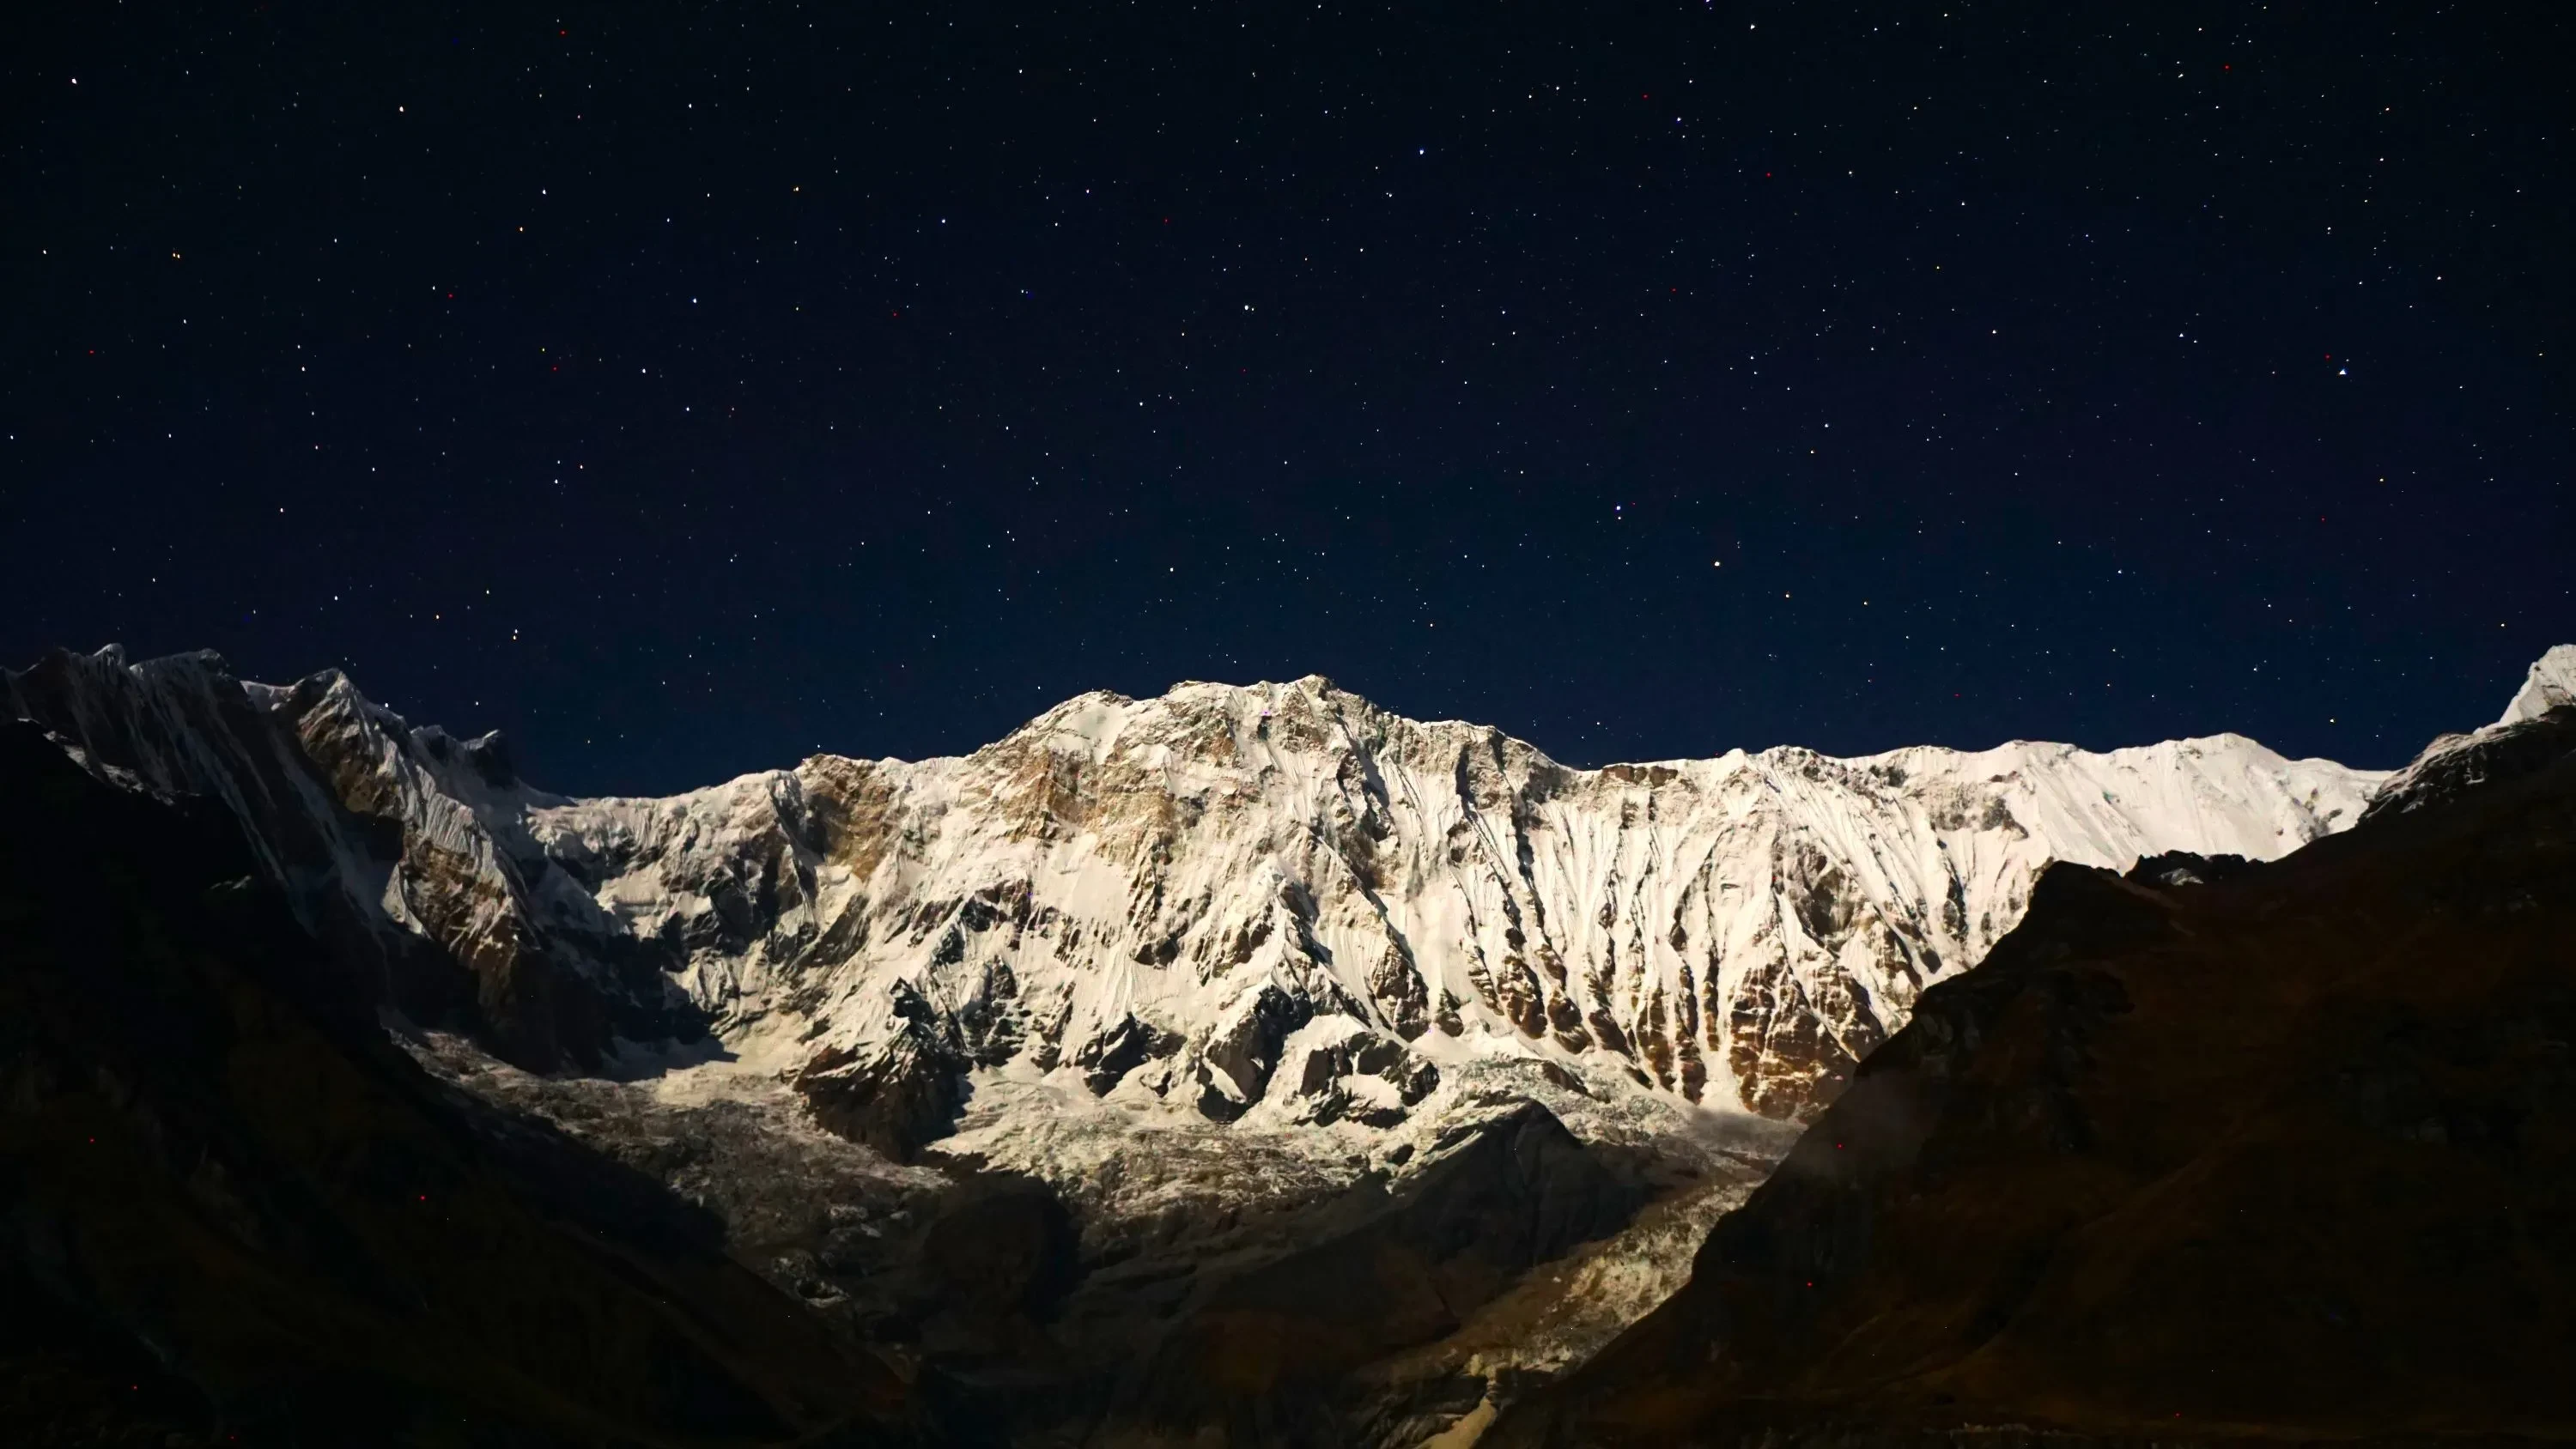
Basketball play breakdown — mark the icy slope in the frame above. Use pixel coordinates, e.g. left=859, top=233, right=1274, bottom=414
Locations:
left=2500, top=643, right=2576, bottom=725
left=9, top=648, right=2391, bottom=1143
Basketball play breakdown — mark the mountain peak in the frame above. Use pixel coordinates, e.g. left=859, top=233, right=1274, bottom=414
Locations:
left=2500, top=643, right=2576, bottom=726
left=2360, top=645, right=2576, bottom=823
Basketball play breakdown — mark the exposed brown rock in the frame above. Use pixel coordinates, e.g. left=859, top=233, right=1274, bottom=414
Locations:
left=1369, top=940, right=1434, bottom=1039
left=793, top=1014, right=969, bottom=1163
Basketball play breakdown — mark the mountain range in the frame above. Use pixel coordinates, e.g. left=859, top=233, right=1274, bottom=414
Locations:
left=5, top=647, right=2396, bottom=1137
left=7, top=642, right=2573, bottom=1446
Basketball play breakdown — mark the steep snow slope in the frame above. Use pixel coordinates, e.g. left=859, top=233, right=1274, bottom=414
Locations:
left=9, top=647, right=2385, bottom=1143
left=2500, top=643, right=2576, bottom=725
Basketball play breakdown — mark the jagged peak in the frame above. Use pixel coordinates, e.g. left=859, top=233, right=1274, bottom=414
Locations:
left=959, top=674, right=2355, bottom=796
left=130, top=646, right=233, bottom=680
left=2500, top=643, right=2576, bottom=726
left=18, top=646, right=2417, bottom=822
left=410, top=724, right=521, bottom=791
left=1148, top=674, right=1347, bottom=709
left=970, top=676, right=1360, bottom=763
left=2359, top=651, right=2576, bottom=824
left=274, top=664, right=423, bottom=743
left=4, top=644, right=234, bottom=709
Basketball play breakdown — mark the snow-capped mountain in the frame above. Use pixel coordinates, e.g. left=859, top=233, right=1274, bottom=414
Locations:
left=27, top=644, right=2567, bottom=1444
left=2500, top=643, right=2576, bottom=726
left=2360, top=643, right=2576, bottom=827
left=9, top=646, right=2385, bottom=1150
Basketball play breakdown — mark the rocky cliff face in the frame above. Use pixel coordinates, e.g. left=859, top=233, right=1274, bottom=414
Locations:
left=8, top=647, right=2380, bottom=1156
left=0, top=718, right=928, bottom=1446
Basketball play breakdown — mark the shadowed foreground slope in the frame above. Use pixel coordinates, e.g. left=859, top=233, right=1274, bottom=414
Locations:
left=1496, top=710, right=2576, bottom=1446
left=0, top=721, right=926, bottom=1447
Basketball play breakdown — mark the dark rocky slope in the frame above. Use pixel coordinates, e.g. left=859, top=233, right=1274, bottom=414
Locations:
left=1084, top=1102, right=1647, bottom=1446
left=1495, top=709, right=2576, bottom=1447
left=0, top=721, right=927, bottom=1447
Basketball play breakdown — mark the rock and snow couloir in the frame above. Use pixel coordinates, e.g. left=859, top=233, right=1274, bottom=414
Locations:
left=9, top=646, right=2389, bottom=1155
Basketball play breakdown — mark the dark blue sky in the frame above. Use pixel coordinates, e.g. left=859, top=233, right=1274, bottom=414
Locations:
left=7, top=2, right=2569, bottom=795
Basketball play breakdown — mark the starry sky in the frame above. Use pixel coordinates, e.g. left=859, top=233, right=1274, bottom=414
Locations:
left=6, top=2, right=2569, bottom=795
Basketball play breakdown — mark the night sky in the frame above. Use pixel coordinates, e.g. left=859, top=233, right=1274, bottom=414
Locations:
left=7, top=3, right=2570, bottom=796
